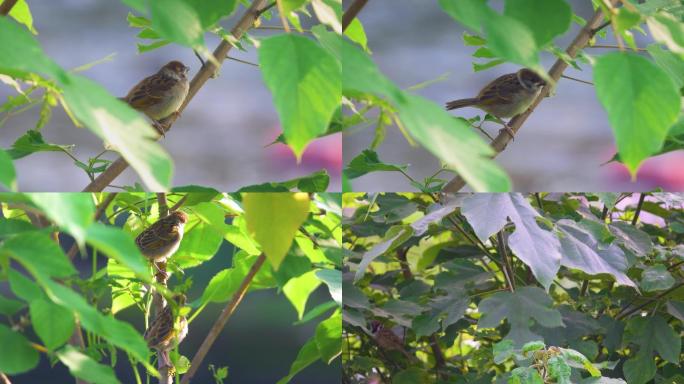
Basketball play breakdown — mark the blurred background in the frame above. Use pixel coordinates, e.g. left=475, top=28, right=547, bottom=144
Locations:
left=0, top=0, right=342, bottom=191
left=5, top=239, right=340, bottom=384
left=344, top=0, right=684, bottom=192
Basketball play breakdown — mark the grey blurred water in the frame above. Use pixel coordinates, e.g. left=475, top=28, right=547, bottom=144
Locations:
left=343, top=0, right=684, bottom=192
left=0, top=0, right=341, bottom=191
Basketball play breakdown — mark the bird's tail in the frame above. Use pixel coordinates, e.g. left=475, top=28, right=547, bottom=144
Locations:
left=445, top=97, right=480, bottom=111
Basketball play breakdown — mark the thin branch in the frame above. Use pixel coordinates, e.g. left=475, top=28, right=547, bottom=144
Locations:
left=180, top=253, right=267, bottom=384
left=169, top=194, right=189, bottom=212
left=0, top=0, right=18, bottom=16
left=587, top=44, right=647, bottom=51
left=616, top=282, right=684, bottom=320
left=0, top=372, right=11, bottom=384
left=342, top=0, right=369, bottom=32
left=560, top=74, right=594, bottom=86
left=82, top=0, right=270, bottom=192
left=157, top=193, right=169, bottom=217
left=496, top=230, right=515, bottom=292
left=631, top=193, right=646, bottom=226
left=153, top=192, right=171, bottom=384
left=275, top=0, right=291, bottom=33
left=442, top=1, right=617, bottom=192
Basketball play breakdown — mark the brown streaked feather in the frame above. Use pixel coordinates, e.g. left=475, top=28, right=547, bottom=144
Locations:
left=477, top=73, right=519, bottom=104
left=124, top=73, right=178, bottom=110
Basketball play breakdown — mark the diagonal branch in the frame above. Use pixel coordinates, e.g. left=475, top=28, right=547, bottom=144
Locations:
left=82, top=0, right=270, bottom=192
left=179, top=253, right=266, bottom=384
left=442, top=2, right=617, bottom=192
left=0, top=0, right=18, bottom=16
left=342, top=0, right=369, bottom=32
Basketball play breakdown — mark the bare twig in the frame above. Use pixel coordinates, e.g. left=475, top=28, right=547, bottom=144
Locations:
left=82, top=0, right=270, bottom=192
left=442, top=2, right=617, bottom=192
left=275, top=0, right=291, bottom=33
left=631, top=193, right=646, bottom=226
left=496, top=230, right=515, bottom=292
left=169, top=194, right=189, bottom=212
left=157, top=193, right=169, bottom=217
left=0, top=372, right=11, bottom=384
left=180, top=253, right=267, bottom=384
left=0, top=0, right=18, bottom=16
left=342, top=0, right=369, bottom=32
left=154, top=192, right=171, bottom=384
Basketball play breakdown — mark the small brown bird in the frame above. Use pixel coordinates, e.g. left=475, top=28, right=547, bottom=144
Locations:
left=135, top=211, right=188, bottom=263
left=446, top=68, right=546, bottom=138
left=122, top=60, right=190, bottom=135
left=370, top=321, right=417, bottom=362
left=144, top=294, right=188, bottom=367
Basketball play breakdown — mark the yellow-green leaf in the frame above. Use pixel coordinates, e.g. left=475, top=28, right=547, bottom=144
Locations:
left=243, top=193, right=310, bottom=270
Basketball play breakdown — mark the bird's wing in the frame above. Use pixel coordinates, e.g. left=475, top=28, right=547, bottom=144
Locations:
left=124, top=73, right=177, bottom=110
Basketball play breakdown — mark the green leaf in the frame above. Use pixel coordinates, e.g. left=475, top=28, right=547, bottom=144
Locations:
left=560, top=348, right=600, bottom=377
left=556, top=219, right=635, bottom=287
left=0, top=148, right=17, bottom=191
left=623, top=315, right=681, bottom=384
left=522, top=340, right=545, bottom=355
left=647, top=44, right=684, bottom=89
left=593, top=52, right=680, bottom=175
left=61, top=74, right=174, bottom=191
left=484, top=12, right=539, bottom=69
left=315, top=269, right=341, bottom=305
left=237, top=170, right=330, bottom=192
left=315, top=312, right=341, bottom=363
left=224, top=224, right=261, bottom=256
left=7, top=0, right=36, bottom=34
left=344, top=149, right=408, bottom=179
left=438, top=0, right=491, bottom=32
left=283, top=270, right=322, bottom=319
left=343, top=18, right=368, bottom=51
left=341, top=281, right=369, bottom=309
left=56, top=345, right=120, bottom=384
left=2, top=232, right=77, bottom=278
left=393, top=367, right=431, bottom=384
left=185, top=0, right=238, bottom=28
left=39, top=278, right=151, bottom=368
left=647, top=11, right=684, bottom=55
left=666, top=300, right=684, bottom=321
left=294, top=300, right=338, bottom=325
left=6, top=130, right=75, bottom=160
left=0, top=218, right=34, bottom=238
left=0, top=293, right=24, bottom=316
left=200, top=252, right=272, bottom=305
left=0, top=323, right=39, bottom=374
left=640, top=264, right=675, bottom=291
left=547, top=356, right=572, bottom=383
left=28, top=193, right=94, bottom=245
left=503, top=0, right=572, bottom=47
left=149, top=0, right=204, bottom=48
left=243, top=193, right=310, bottom=270
left=275, top=336, right=320, bottom=384
left=478, top=286, right=563, bottom=347
left=29, top=298, right=74, bottom=350
left=174, top=202, right=227, bottom=268
left=86, top=223, right=151, bottom=280
left=8, top=269, right=42, bottom=302
left=493, top=339, right=515, bottom=364
left=462, top=194, right=562, bottom=290
left=282, top=0, right=308, bottom=14
left=0, top=18, right=65, bottom=80
left=342, top=39, right=510, bottom=191
left=259, top=34, right=341, bottom=158
left=354, top=225, right=414, bottom=282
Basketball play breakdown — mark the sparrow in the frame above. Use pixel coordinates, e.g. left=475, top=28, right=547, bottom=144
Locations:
left=135, top=210, right=188, bottom=263
left=144, top=294, right=188, bottom=368
left=370, top=321, right=417, bottom=363
left=122, top=60, right=190, bottom=136
left=445, top=68, right=546, bottom=138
